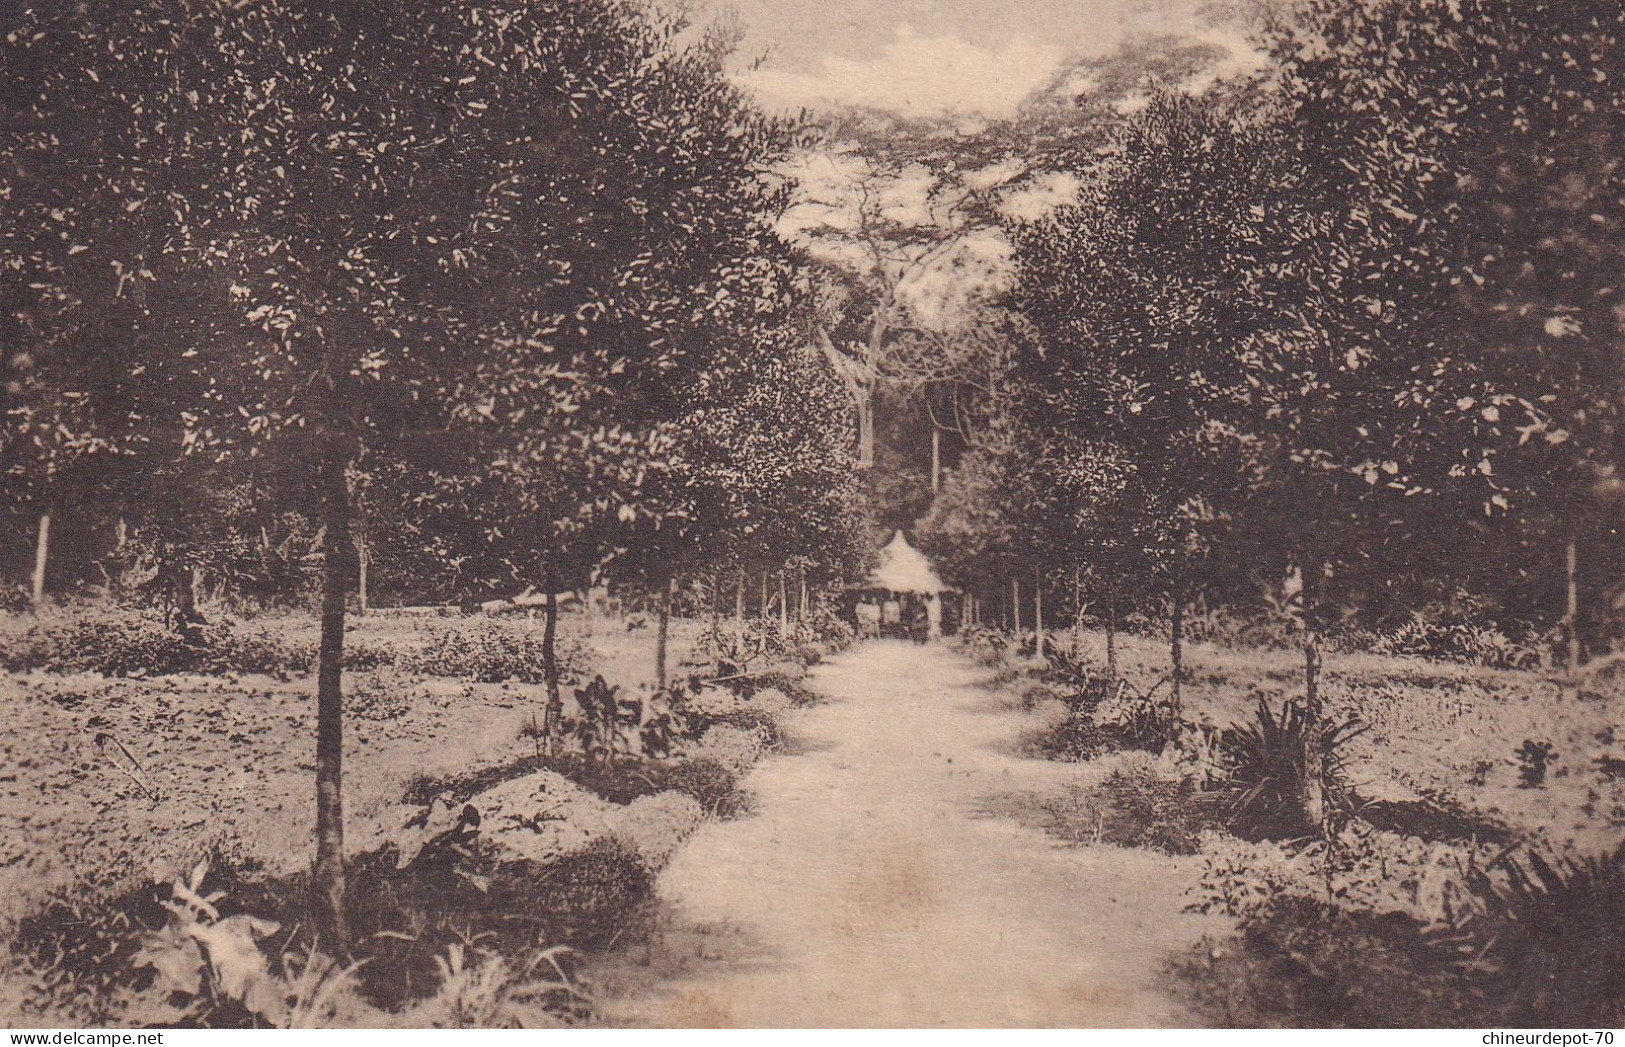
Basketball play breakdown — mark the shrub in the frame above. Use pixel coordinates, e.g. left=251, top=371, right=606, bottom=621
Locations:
left=1441, top=841, right=1625, bottom=1026
left=800, top=604, right=856, bottom=650
left=1041, top=757, right=1222, bottom=855
left=0, top=610, right=308, bottom=678
left=1174, top=896, right=1481, bottom=1027
left=1040, top=646, right=1117, bottom=720
left=1024, top=677, right=1179, bottom=762
left=560, top=675, right=641, bottom=768
left=654, top=758, right=750, bottom=819
left=958, top=625, right=1011, bottom=665
left=1215, top=697, right=1364, bottom=840
left=400, top=620, right=584, bottom=685
left=1366, top=601, right=1547, bottom=670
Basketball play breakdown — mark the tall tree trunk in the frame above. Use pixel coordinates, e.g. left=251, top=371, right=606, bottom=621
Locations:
left=1299, top=554, right=1327, bottom=831
left=1011, top=575, right=1021, bottom=637
left=1169, top=583, right=1184, bottom=720
left=709, top=567, right=722, bottom=645
left=111, top=517, right=129, bottom=596
left=1033, top=569, right=1045, bottom=660
left=759, top=570, right=769, bottom=622
left=735, top=569, right=746, bottom=646
left=857, top=391, right=875, bottom=468
left=778, top=571, right=789, bottom=634
left=170, top=561, right=198, bottom=619
left=355, top=526, right=369, bottom=616
left=31, top=512, right=50, bottom=613
left=798, top=567, right=808, bottom=622
left=1106, top=586, right=1118, bottom=677
left=1565, top=539, right=1582, bottom=679
left=655, top=574, right=673, bottom=691
left=931, top=428, right=941, bottom=492
left=1072, top=566, right=1082, bottom=642
left=313, top=451, right=352, bottom=950
left=542, top=566, right=562, bottom=755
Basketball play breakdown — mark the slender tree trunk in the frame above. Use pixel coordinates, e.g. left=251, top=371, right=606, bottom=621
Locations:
left=110, top=517, right=129, bottom=596
left=799, top=568, right=808, bottom=621
left=355, top=526, right=369, bottom=616
left=169, top=561, right=198, bottom=619
left=1106, top=586, right=1118, bottom=677
left=1072, top=566, right=1082, bottom=641
left=709, top=567, right=722, bottom=644
left=313, top=451, right=352, bottom=950
left=655, top=574, right=673, bottom=691
left=542, top=566, right=562, bottom=755
left=1011, top=575, right=1021, bottom=637
left=1565, top=539, right=1582, bottom=678
left=857, top=392, right=875, bottom=468
left=931, top=428, right=941, bottom=492
left=31, top=513, right=50, bottom=613
left=1033, top=569, right=1045, bottom=660
left=735, top=569, right=746, bottom=644
left=1299, top=554, right=1327, bottom=830
left=778, top=571, right=789, bottom=634
left=1169, top=585, right=1184, bottom=721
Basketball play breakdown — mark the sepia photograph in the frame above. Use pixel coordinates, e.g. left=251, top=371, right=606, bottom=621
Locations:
left=1, top=0, right=1622, bottom=1032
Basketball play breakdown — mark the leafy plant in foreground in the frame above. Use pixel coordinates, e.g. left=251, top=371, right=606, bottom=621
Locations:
left=1441, top=841, right=1625, bottom=1026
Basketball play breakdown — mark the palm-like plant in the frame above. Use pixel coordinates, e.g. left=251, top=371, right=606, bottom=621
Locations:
left=1217, top=697, right=1366, bottom=840
left=1444, top=842, right=1625, bottom=1026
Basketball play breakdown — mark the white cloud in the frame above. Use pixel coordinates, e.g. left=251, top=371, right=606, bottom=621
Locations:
left=737, top=23, right=1067, bottom=117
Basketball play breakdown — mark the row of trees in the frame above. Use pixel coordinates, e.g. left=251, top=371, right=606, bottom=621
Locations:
left=922, top=0, right=1624, bottom=823
left=2, top=0, right=869, bottom=944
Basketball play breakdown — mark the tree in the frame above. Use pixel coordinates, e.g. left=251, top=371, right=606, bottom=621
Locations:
left=781, top=137, right=1019, bottom=468
left=1010, top=93, right=1278, bottom=707
left=2, top=0, right=804, bottom=945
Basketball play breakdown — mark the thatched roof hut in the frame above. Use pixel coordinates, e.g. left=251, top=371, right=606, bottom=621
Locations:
left=847, top=532, right=958, bottom=640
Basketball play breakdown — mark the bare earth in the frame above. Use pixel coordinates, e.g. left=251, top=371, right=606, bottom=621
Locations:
left=598, top=640, right=1226, bottom=1028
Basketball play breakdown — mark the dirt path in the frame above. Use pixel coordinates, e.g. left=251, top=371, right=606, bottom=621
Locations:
left=596, top=640, right=1225, bottom=1028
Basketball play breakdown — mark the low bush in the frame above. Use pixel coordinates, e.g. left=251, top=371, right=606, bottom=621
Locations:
left=1027, top=676, right=1179, bottom=762
left=1040, top=757, right=1223, bottom=855
left=400, top=620, right=585, bottom=685
left=651, top=757, right=750, bottom=819
left=1173, top=896, right=1480, bottom=1027
left=1186, top=822, right=1625, bottom=1026
left=3, top=833, right=632, bottom=1028
left=958, top=625, right=1011, bottom=666
left=687, top=707, right=783, bottom=751
left=0, top=610, right=309, bottom=679
left=1362, top=601, right=1549, bottom=671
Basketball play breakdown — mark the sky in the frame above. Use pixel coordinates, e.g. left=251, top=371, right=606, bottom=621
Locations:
left=692, top=0, right=1262, bottom=117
